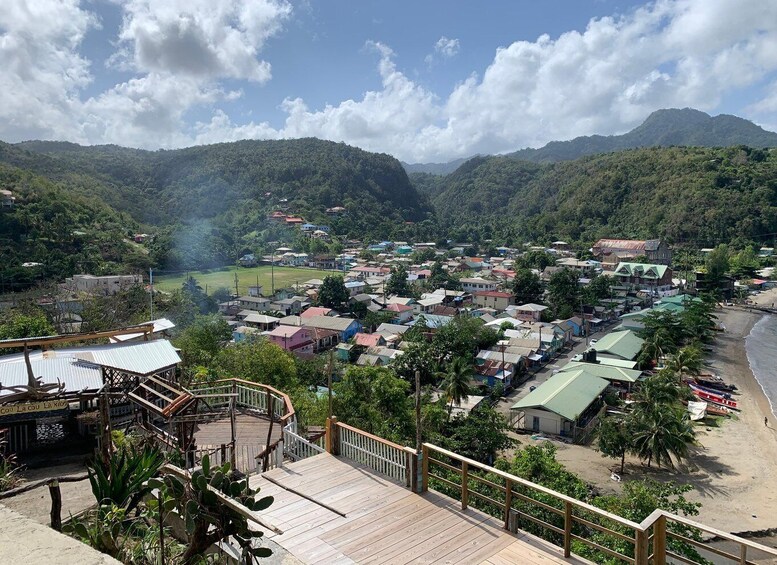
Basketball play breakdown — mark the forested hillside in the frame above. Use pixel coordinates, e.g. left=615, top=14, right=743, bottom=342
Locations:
left=0, top=163, right=143, bottom=291
left=433, top=145, right=777, bottom=247
left=1, top=139, right=434, bottom=273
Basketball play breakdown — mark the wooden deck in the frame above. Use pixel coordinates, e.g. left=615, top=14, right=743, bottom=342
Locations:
left=193, top=413, right=282, bottom=472
left=249, top=453, right=592, bottom=565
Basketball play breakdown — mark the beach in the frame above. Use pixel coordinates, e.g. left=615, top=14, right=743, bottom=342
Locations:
left=549, top=295, right=777, bottom=536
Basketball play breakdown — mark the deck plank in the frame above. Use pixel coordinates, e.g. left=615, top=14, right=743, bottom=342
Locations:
left=249, top=453, right=591, bottom=565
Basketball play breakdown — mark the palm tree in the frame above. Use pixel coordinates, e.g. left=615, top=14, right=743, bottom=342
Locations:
left=442, top=357, right=472, bottom=420
left=630, top=404, right=696, bottom=469
left=633, top=371, right=683, bottom=406
left=665, top=346, right=703, bottom=378
left=638, top=327, right=674, bottom=368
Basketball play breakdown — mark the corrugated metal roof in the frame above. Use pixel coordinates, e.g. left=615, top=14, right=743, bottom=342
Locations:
left=592, top=330, right=644, bottom=361
left=594, top=239, right=647, bottom=251
left=511, top=370, right=609, bottom=421
left=76, top=340, right=181, bottom=376
left=0, top=357, right=103, bottom=397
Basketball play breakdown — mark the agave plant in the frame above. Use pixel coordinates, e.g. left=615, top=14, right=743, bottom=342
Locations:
left=87, top=444, right=165, bottom=514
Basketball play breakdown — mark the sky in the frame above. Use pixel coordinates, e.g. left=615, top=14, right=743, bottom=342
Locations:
left=2, top=0, right=777, bottom=163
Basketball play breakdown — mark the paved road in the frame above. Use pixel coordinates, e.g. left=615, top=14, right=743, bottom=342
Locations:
left=494, top=322, right=621, bottom=424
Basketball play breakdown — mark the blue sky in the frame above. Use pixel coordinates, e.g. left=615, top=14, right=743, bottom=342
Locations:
left=2, top=0, right=776, bottom=161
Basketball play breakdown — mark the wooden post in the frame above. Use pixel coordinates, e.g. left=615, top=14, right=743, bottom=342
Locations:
left=563, top=501, right=572, bottom=558
left=327, top=350, right=334, bottom=420
left=461, top=462, right=469, bottom=510
left=504, top=479, right=512, bottom=530
left=421, top=444, right=429, bottom=492
left=48, top=480, right=61, bottom=531
left=740, top=544, right=748, bottom=565
left=652, top=515, right=666, bottom=565
left=98, top=389, right=112, bottom=467
left=157, top=490, right=166, bottom=565
left=325, top=417, right=338, bottom=454
left=635, top=529, right=649, bottom=565
left=220, top=443, right=226, bottom=466
left=405, top=447, right=417, bottom=491
left=263, top=390, right=274, bottom=472
left=229, top=381, right=237, bottom=470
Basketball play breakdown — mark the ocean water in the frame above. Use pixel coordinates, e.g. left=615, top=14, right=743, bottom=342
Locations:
left=745, top=315, right=777, bottom=419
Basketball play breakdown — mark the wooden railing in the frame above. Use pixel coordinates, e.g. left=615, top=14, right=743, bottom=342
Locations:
left=189, top=378, right=296, bottom=428
left=283, top=426, right=326, bottom=461
left=422, top=443, right=777, bottom=565
left=328, top=419, right=416, bottom=488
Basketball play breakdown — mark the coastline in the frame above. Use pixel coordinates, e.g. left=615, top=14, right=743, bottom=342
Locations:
left=553, top=298, right=777, bottom=536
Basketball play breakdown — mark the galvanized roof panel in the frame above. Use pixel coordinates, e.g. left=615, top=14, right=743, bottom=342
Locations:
left=0, top=357, right=103, bottom=397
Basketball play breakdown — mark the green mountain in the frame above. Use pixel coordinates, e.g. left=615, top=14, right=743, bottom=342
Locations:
left=403, top=108, right=777, bottom=174
left=1, top=138, right=434, bottom=274
left=432, top=145, right=777, bottom=248
left=507, top=108, right=777, bottom=163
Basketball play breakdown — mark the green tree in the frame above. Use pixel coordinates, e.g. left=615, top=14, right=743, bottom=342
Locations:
left=665, top=346, right=703, bottom=377
left=441, top=407, right=514, bottom=464
left=581, top=274, right=613, bottom=305
left=213, top=339, right=298, bottom=390
left=441, top=357, right=472, bottom=420
left=512, top=268, right=544, bottom=305
left=385, top=264, right=411, bottom=297
left=520, top=250, right=555, bottom=271
left=0, top=311, right=54, bottom=339
left=705, top=244, right=730, bottom=287
left=630, top=404, right=695, bottom=469
left=318, top=275, right=349, bottom=309
left=729, top=246, right=758, bottom=279
left=333, top=366, right=413, bottom=442
left=174, top=314, right=232, bottom=368
left=597, top=417, right=632, bottom=474
left=547, top=268, right=580, bottom=319
left=431, top=316, right=499, bottom=365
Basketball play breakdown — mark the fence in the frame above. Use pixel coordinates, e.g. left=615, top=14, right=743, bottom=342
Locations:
left=421, top=443, right=777, bottom=565
left=283, top=426, right=326, bottom=462
left=189, top=379, right=296, bottom=429
left=335, top=422, right=413, bottom=487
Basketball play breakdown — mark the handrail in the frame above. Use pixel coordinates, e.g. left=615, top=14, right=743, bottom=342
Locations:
left=336, top=422, right=407, bottom=452
left=424, top=443, right=641, bottom=530
left=190, top=378, right=295, bottom=425
left=422, top=443, right=777, bottom=565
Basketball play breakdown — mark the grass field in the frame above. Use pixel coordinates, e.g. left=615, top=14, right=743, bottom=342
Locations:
left=154, top=266, right=339, bottom=295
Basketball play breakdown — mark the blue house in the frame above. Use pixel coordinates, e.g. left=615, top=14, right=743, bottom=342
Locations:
left=304, top=315, right=362, bottom=342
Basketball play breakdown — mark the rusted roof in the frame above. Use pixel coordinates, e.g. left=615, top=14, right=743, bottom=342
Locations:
left=593, top=239, right=647, bottom=251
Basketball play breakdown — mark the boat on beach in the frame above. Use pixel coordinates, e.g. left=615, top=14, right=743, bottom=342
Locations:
left=688, top=383, right=739, bottom=409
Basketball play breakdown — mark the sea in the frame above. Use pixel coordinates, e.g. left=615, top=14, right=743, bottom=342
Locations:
left=745, top=314, right=777, bottom=419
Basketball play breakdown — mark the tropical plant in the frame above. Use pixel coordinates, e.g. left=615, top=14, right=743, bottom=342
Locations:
left=630, top=404, right=696, bottom=469
left=318, top=275, right=349, bottom=309
left=148, top=455, right=273, bottom=564
left=597, top=417, right=632, bottom=474
left=665, top=346, right=703, bottom=377
left=441, top=357, right=472, bottom=420
left=86, top=445, right=165, bottom=514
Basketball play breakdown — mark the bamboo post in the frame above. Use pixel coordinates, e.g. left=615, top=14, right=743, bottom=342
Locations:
left=563, top=501, right=572, bottom=558
left=48, top=480, right=61, bottom=531
left=461, top=462, right=469, bottom=510
left=653, top=515, right=666, bottom=565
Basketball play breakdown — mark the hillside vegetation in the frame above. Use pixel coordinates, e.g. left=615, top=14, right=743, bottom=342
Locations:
left=433, top=145, right=777, bottom=247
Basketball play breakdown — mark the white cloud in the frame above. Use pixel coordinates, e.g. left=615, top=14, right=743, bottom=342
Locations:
left=261, top=0, right=777, bottom=161
left=434, top=36, right=460, bottom=58
left=2, top=0, right=777, bottom=161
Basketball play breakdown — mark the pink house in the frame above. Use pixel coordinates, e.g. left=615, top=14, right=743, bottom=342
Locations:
left=301, top=306, right=333, bottom=319
left=267, top=325, right=314, bottom=354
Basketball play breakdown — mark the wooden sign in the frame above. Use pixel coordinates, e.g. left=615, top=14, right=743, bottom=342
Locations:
left=0, top=399, right=69, bottom=419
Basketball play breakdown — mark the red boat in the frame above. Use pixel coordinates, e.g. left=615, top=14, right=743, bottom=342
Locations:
left=688, top=384, right=738, bottom=410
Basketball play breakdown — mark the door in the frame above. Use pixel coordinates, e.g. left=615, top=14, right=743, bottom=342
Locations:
left=532, top=416, right=540, bottom=432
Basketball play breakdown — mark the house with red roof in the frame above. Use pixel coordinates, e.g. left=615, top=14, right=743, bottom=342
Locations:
left=300, top=306, right=334, bottom=319
left=353, top=333, right=387, bottom=348
left=385, top=302, right=413, bottom=323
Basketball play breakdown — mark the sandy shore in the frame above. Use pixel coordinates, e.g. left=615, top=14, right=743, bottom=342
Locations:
left=547, top=300, right=777, bottom=536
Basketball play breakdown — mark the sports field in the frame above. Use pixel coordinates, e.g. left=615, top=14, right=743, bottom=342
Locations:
left=153, top=265, right=337, bottom=295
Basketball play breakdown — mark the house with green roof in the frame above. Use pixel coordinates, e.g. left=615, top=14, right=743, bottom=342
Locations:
left=558, top=361, right=643, bottom=390
left=511, top=370, right=609, bottom=441
left=613, top=262, right=673, bottom=291
left=591, top=329, right=644, bottom=361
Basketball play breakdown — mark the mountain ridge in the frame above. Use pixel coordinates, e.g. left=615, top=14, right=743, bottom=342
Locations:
left=403, top=108, right=777, bottom=175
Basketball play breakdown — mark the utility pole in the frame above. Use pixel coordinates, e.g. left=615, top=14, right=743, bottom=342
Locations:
left=271, top=250, right=275, bottom=295
left=327, top=350, right=334, bottom=420
left=149, top=268, right=154, bottom=319
left=234, top=272, right=239, bottom=297
left=415, top=370, right=422, bottom=452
